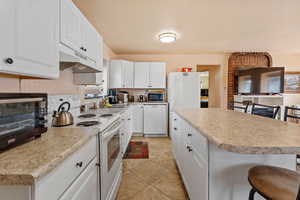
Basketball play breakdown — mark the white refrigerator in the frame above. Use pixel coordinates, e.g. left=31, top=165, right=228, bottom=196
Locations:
left=168, top=72, right=202, bottom=112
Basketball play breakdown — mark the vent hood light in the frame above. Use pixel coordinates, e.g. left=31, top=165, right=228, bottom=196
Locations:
left=159, top=32, right=177, bottom=43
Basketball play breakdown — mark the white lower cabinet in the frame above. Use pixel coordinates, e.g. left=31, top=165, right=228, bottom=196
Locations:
left=59, top=158, right=98, bottom=200
left=121, top=108, right=133, bottom=154
left=0, top=136, right=99, bottom=200
left=131, top=105, right=144, bottom=134
left=171, top=113, right=208, bottom=200
left=143, top=104, right=168, bottom=136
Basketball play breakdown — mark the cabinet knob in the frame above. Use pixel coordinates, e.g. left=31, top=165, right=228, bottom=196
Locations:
left=174, top=127, right=177, bottom=130
left=5, top=58, right=14, bottom=64
left=188, top=133, right=192, bottom=137
left=174, top=118, right=177, bottom=121
left=187, top=146, right=193, bottom=152
left=76, top=161, right=83, bottom=168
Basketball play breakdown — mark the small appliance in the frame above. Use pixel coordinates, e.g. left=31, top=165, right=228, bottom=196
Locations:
left=108, top=96, right=118, bottom=104
left=138, top=95, right=146, bottom=102
left=0, top=93, right=48, bottom=151
left=148, top=93, right=164, bottom=102
left=52, top=102, right=74, bottom=127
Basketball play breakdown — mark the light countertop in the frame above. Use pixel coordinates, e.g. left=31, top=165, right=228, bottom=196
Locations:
left=175, top=108, right=300, bottom=154
left=0, top=127, right=97, bottom=185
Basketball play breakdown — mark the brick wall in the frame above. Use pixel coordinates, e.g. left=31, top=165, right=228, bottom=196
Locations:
left=227, top=52, right=272, bottom=109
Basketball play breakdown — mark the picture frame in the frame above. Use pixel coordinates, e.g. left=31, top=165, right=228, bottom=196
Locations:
left=284, top=72, right=300, bottom=93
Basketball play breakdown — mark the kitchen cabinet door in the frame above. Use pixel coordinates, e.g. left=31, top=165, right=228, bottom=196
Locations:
left=60, top=0, right=81, bottom=52
left=109, top=60, right=123, bottom=88
left=134, top=62, right=149, bottom=88
left=0, top=0, right=59, bottom=79
left=143, top=104, right=167, bottom=136
left=59, top=158, right=98, bottom=200
left=131, top=105, right=144, bottom=134
left=149, top=62, right=166, bottom=88
left=123, top=61, right=134, bottom=88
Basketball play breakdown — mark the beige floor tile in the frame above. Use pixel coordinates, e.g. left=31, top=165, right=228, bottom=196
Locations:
left=116, top=171, right=148, bottom=200
left=131, top=185, right=171, bottom=200
left=117, top=137, right=189, bottom=200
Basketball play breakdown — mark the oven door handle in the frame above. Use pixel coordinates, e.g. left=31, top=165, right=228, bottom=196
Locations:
left=102, top=122, right=122, bottom=140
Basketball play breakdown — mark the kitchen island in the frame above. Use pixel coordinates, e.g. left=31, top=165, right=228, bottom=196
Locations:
left=171, top=108, right=300, bottom=200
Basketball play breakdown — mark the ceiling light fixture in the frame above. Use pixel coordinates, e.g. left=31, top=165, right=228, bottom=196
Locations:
left=159, top=32, right=177, bottom=43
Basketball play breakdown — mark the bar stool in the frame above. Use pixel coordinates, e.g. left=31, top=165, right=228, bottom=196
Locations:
left=248, top=165, right=300, bottom=200
left=251, top=103, right=280, bottom=119
left=284, top=106, right=300, bottom=122
left=231, top=101, right=250, bottom=113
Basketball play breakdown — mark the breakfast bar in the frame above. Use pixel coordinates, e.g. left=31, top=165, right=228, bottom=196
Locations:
left=171, top=108, right=300, bottom=200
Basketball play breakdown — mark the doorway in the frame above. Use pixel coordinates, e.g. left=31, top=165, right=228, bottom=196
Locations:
left=197, top=65, right=221, bottom=108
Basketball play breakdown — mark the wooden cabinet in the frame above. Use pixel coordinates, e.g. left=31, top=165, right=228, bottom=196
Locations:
left=60, top=0, right=103, bottom=72
left=109, top=60, right=134, bottom=88
left=143, top=104, right=168, bottom=136
left=0, top=0, right=59, bottom=79
left=134, top=62, right=166, bottom=88
left=171, top=113, right=208, bottom=200
left=131, top=104, right=144, bottom=134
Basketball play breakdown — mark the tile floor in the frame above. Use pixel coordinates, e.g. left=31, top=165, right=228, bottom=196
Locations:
left=116, top=136, right=189, bottom=200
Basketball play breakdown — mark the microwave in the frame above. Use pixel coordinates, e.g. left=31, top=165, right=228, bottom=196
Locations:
left=0, top=93, right=48, bottom=151
left=148, top=93, right=164, bottom=102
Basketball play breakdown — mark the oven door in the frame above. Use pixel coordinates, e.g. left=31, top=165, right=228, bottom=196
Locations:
left=100, top=119, right=122, bottom=200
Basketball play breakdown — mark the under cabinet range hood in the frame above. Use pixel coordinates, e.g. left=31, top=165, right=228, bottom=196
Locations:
left=59, top=44, right=103, bottom=73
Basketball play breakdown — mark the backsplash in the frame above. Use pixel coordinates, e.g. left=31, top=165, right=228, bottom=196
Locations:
left=47, top=94, right=81, bottom=116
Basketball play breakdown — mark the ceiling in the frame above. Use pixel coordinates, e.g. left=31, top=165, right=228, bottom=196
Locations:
left=73, top=0, right=300, bottom=54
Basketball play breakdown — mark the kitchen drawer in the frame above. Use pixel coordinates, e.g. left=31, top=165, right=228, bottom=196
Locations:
left=35, top=136, right=97, bottom=200
left=187, top=126, right=208, bottom=162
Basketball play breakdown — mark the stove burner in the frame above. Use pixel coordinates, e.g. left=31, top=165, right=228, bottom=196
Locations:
left=100, top=114, right=113, bottom=118
left=78, top=114, right=96, bottom=118
left=77, top=121, right=100, bottom=127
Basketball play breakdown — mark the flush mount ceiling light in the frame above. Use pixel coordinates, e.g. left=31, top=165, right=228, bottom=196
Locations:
left=159, top=32, right=177, bottom=43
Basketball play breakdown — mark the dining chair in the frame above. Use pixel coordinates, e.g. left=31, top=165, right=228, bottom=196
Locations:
left=251, top=103, right=280, bottom=119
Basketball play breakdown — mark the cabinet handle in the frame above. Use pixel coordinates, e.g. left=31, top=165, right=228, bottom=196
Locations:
left=188, top=133, right=192, bottom=137
left=187, top=146, right=193, bottom=152
left=76, top=161, right=83, bottom=168
left=5, top=58, right=14, bottom=64
left=128, top=118, right=131, bottom=120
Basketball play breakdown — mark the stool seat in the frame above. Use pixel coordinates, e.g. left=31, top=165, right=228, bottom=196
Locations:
left=248, top=165, right=300, bottom=200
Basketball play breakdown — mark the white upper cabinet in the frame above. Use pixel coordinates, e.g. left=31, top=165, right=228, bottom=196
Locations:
left=149, top=62, right=166, bottom=88
left=109, top=60, right=134, bottom=88
left=134, top=62, right=166, bottom=88
left=60, top=0, right=81, bottom=52
left=0, top=0, right=59, bottom=79
left=123, top=61, right=134, bottom=88
left=134, top=62, right=149, bottom=88
left=60, top=0, right=103, bottom=72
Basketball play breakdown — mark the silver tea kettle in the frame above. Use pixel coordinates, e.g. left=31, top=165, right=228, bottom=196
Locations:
left=52, top=101, right=74, bottom=127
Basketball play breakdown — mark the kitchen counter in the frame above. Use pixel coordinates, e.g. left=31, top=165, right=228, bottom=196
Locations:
left=172, top=108, right=298, bottom=200
left=175, top=108, right=300, bottom=154
left=0, top=127, right=97, bottom=185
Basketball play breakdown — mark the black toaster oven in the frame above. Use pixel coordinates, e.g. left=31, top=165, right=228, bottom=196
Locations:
left=0, top=93, right=48, bottom=151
